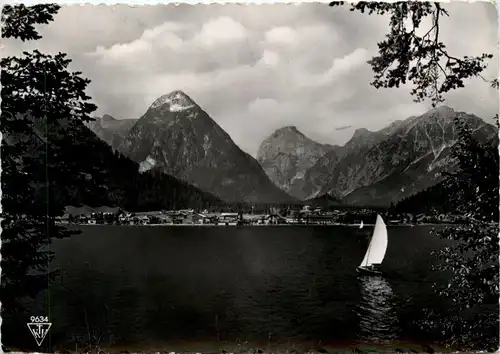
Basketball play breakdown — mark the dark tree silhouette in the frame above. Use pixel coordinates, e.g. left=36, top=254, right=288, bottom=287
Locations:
left=1, top=4, right=99, bottom=314
left=329, top=2, right=498, bottom=350
left=1, top=7, right=219, bottom=350
left=1, top=3, right=221, bottom=326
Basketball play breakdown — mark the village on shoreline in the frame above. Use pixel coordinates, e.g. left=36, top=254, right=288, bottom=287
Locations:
left=59, top=204, right=468, bottom=227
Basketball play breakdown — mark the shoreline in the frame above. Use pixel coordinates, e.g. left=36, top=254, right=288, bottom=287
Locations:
left=8, top=338, right=457, bottom=354
left=58, top=222, right=460, bottom=227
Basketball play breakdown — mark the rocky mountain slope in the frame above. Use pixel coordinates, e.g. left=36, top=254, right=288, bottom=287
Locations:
left=301, top=106, right=497, bottom=206
left=119, top=91, right=296, bottom=204
left=256, top=126, right=334, bottom=199
left=394, top=131, right=498, bottom=217
left=25, top=114, right=221, bottom=211
left=87, top=114, right=137, bottom=151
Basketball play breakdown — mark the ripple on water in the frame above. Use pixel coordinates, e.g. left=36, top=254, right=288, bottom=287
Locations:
left=356, top=276, right=400, bottom=342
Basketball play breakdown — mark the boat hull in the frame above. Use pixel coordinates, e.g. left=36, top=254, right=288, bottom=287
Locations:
left=356, top=266, right=382, bottom=276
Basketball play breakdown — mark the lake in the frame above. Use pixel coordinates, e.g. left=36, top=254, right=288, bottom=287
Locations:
left=7, top=225, right=455, bottom=352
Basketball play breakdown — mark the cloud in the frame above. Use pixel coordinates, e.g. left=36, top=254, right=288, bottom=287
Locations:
left=91, top=40, right=153, bottom=65
left=194, top=16, right=248, bottom=47
left=327, top=48, right=369, bottom=78
left=86, top=15, right=257, bottom=76
left=264, top=26, right=296, bottom=45
left=257, top=50, right=280, bottom=67
left=4, top=3, right=497, bottom=156
left=248, top=98, right=284, bottom=118
left=295, top=47, right=370, bottom=88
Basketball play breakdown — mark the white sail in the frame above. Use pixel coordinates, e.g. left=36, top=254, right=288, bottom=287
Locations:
left=359, top=215, right=388, bottom=268
left=359, top=220, right=364, bottom=229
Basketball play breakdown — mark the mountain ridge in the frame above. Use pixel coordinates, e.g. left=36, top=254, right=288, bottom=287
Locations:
left=119, top=90, right=297, bottom=204
left=89, top=99, right=497, bottom=208
left=87, top=114, right=138, bottom=151
left=257, top=125, right=335, bottom=199
left=303, top=106, right=497, bottom=206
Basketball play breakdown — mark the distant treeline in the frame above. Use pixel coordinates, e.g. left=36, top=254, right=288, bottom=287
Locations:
left=393, top=180, right=453, bottom=215
left=207, top=201, right=387, bottom=214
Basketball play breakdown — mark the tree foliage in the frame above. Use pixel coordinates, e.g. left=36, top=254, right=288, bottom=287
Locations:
left=1, top=4, right=60, bottom=41
left=1, top=7, right=220, bottom=328
left=329, top=1, right=495, bottom=106
left=426, top=117, right=499, bottom=351
left=329, top=2, right=499, bottom=350
left=392, top=121, right=498, bottom=351
left=0, top=4, right=98, bottom=314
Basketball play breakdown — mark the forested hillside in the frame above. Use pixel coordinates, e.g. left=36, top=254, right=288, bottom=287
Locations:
left=56, top=118, right=222, bottom=211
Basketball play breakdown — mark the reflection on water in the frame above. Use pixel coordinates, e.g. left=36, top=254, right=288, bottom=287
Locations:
left=356, top=275, right=400, bottom=342
left=3, top=225, right=452, bottom=351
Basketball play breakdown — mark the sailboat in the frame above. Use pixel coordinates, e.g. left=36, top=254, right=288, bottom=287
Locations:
left=359, top=220, right=364, bottom=229
left=357, top=214, right=388, bottom=276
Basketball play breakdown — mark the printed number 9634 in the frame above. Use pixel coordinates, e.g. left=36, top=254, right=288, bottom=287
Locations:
left=30, top=316, right=49, bottom=323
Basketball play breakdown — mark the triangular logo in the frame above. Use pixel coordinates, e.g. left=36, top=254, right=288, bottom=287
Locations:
left=27, top=322, right=52, bottom=346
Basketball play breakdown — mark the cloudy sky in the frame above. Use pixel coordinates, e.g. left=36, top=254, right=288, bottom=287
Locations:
left=4, top=2, right=498, bottom=156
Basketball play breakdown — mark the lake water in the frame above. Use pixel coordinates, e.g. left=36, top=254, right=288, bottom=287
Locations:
left=7, top=225, right=455, bottom=352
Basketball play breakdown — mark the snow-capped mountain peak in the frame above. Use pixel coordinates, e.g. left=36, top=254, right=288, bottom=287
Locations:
left=149, top=90, right=196, bottom=112
left=121, top=90, right=296, bottom=204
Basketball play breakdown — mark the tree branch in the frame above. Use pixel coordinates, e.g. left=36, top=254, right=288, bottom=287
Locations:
left=329, top=1, right=495, bottom=106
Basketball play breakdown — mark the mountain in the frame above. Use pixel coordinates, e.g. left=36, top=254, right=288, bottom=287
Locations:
left=75, top=121, right=221, bottom=211
left=394, top=131, right=499, bottom=218
left=337, top=122, right=403, bottom=158
left=289, top=126, right=394, bottom=201
left=119, top=90, right=296, bottom=204
left=256, top=126, right=335, bottom=199
left=87, top=114, right=137, bottom=151
left=24, top=113, right=221, bottom=212
left=301, top=106, right=497, bottom=206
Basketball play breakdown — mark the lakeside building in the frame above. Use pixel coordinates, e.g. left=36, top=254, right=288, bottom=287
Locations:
left=62, top=205, right=467, bottom=227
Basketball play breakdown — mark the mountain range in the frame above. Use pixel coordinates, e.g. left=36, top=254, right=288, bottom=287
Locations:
left=89, top=91, right=498, bottom=207
left=258, top=106, right=497, bottom=206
